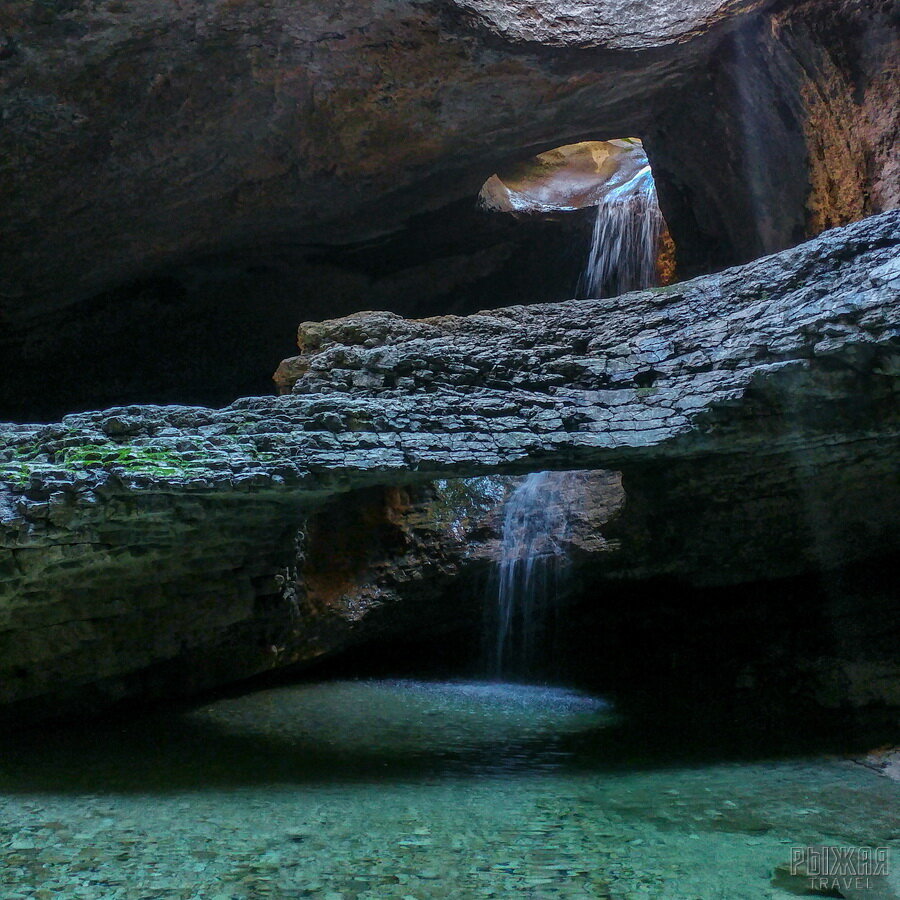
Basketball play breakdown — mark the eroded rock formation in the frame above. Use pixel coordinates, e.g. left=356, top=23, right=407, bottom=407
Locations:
left=646, top=0, right=899, bottom=272
left=0, top=211, right=898, bottom=720
left=452, top=0, right=767, bottom=49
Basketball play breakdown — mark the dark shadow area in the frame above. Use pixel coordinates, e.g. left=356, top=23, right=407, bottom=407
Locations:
left=0, top=199, right=592, bottom=423
left=2, top=561, right=897, bottom=795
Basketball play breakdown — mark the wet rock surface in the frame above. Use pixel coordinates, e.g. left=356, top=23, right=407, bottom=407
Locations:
left=0, top=212, right=898, bottom=718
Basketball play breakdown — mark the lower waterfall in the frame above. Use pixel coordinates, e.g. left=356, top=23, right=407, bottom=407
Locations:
left=489, top=471, right=576, bottom=677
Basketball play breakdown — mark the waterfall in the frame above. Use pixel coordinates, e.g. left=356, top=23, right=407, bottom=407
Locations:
left=490, top=471, right=575, bottom=677
left=578, top=163, right=663, bottom=299
left=488, top=157, right=665, bottom=681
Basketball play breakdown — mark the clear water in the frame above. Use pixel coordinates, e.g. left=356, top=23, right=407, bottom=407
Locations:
left=491, top=473, right=577, bottom=677
left=2, top=679, right=898, bottom=899
left=579, top=164, right=663, bottom=299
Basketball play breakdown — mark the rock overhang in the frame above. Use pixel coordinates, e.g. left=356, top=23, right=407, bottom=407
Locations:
left=450, top=0, right=770, bottom=49
left=0, top=211, right=898, bottom=719
left=2, top=210, right=897, bottom=504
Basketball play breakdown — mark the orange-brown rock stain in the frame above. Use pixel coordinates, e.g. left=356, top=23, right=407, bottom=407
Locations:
left=301, top=486, right=414, bottom=616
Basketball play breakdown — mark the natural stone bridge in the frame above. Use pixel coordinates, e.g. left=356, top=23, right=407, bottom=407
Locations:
left=1, top=211, right=898, bottom=720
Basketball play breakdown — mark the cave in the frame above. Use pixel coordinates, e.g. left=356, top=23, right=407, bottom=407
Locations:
left=1, top=0, right=899, bottom=896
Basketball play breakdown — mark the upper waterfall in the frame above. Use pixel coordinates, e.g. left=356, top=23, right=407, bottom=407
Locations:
left=578, top=158, right=664, bottom=298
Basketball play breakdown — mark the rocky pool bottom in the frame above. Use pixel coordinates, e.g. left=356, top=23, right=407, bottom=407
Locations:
left=1, top=680, right=898, bottom=900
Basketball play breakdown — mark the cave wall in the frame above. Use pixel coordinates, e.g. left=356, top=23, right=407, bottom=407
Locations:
left=646, top=0, right=899, bottom=274
left=0, top=488, right=307, bottom=723
left=0, top=0, right=704, bottom=324
left=1, top=0, right=896, bottom=419
left=0, top=476, right=509, bottom=725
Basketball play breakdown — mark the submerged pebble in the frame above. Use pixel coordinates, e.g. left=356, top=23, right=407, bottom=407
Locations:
left=1, top=680, right=898, bottom=899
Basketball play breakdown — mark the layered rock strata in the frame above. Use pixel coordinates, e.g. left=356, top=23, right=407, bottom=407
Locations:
left=1, top=211, right=898, bottom=719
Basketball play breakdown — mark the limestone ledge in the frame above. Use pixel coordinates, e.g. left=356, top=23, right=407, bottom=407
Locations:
left=3, top=210, right=898, bottom=526
left=0, top=211, right=898, bottom=719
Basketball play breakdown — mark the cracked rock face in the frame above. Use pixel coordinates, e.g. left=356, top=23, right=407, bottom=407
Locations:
left=0, top=212, right=898, bottom=720
left=453, top=0, right=765, bottom=49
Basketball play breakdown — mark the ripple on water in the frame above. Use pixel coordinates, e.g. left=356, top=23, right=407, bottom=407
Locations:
left=189, top=680, right=611, bottom=750
left=184, top=680, right=615, bottom=780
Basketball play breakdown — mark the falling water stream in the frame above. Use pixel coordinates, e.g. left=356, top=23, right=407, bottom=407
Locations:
left=491, top=471, right=575, bottom=677
left=491, top=157, right=664, bottom=678
left=579, top=162, right=663, bottom=299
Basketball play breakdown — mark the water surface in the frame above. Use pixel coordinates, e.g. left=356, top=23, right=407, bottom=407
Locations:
left=2, top=680, right=898, bottom=899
